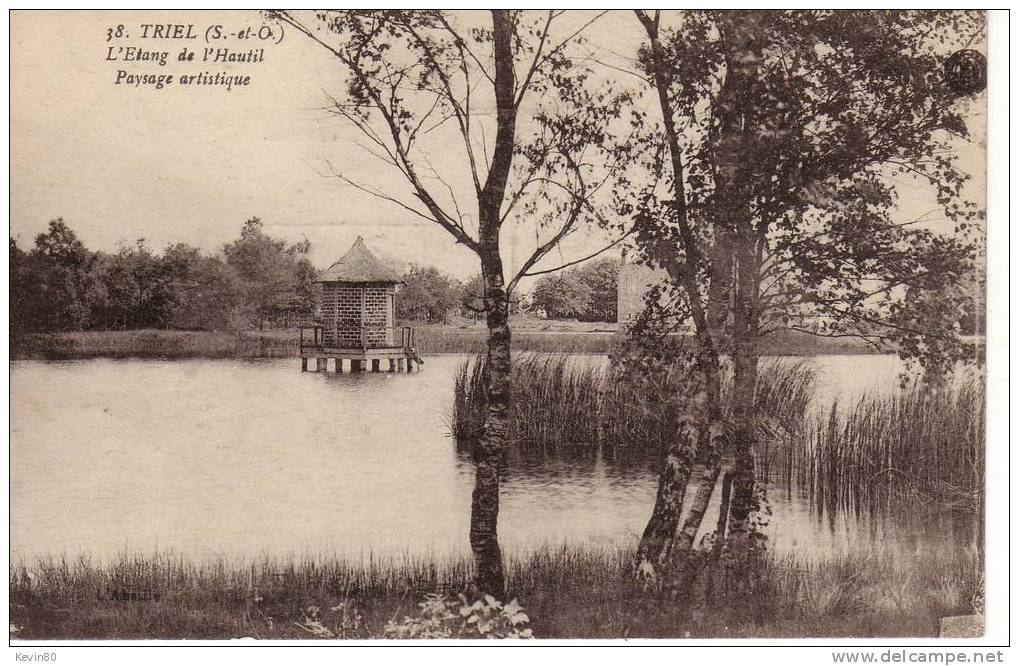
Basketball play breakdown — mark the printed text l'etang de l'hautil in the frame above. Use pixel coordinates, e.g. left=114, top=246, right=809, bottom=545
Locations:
left=106, top=22, right=272, bottom=91
left=108, top=46, right=262, bottom=91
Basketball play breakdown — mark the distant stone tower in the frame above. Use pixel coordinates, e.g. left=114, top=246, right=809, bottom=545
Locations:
left=616, top=250, right=668, bottom=326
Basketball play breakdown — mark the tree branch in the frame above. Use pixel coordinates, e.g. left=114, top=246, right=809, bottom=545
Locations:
left=274, top=10, right=480, bottom=253
left=521, top=230, right=633, bottom=279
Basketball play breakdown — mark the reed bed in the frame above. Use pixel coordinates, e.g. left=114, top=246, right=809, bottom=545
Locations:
left=10, top=541, right=980, bottom=639
left=452, top=354, right=984, bottom=525
left=795, top=377, right=985, bottom=521
left=450, top=353, right=817, bottom=459
left=747, top=359, right=817, bottom=484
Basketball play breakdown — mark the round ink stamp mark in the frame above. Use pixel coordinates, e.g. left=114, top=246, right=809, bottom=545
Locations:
left=944, top=49, right=987, bottom=96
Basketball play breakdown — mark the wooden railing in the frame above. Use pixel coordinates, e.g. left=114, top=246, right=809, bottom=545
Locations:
left=299, top=325, right=415, bottom=352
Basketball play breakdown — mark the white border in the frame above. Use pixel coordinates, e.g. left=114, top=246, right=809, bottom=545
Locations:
left=2, top=5, right=1012, bottom=662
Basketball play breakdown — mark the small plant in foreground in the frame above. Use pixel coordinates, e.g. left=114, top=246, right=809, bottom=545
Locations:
left=293, top=600, right=364, bottom=639
left=384, top=593, right=533, bottom=639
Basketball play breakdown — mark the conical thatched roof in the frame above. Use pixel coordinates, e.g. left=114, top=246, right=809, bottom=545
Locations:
left=315, top=236, right=402, bottom=284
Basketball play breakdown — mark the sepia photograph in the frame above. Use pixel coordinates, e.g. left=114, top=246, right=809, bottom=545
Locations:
left=5, top=7, right=1007, bottom=655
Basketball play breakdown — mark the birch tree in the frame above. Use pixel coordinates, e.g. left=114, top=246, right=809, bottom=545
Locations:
left=618, top=9, right=984, bottom=581
left=273, top=9, right=625, bottom=596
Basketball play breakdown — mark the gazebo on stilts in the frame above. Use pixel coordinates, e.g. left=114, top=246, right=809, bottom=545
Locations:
left=299, top=236, right=421, bottom=373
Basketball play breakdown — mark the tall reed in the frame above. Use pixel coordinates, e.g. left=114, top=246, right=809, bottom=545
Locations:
left=795, top=376, right=985, bottom=520
left=452, top=354, right=985, bottom=524
left=450, top=354, right=816, bottom=460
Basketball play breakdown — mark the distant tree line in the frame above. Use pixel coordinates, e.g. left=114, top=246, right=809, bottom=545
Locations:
left=394, top=264, right=464, bottom=324
left=10, top=218, right=623, bottom=334
left=529, top=258, right=619, bottom=322
left=10, top=217, right=316, bottom=334
left=394, top=267, right=512, bottom=324
left=396, top=258, right=619, bottom=325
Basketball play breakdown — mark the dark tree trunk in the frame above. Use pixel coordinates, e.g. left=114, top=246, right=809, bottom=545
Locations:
left=713, top=469, right=735, bottom=559
left=711, top=15, right=764, bottom=549
left=635, top=419, right=698, bottom=582
left=467, top=10, right=517, bottom=598
left=633, top=11, right=729, bottom=582
left=663, top=224, right=731, bottom=560
left=673, top=422, right=723, bottom=554
left=727, top=236, right=760, bottom=546
left=728, top=347, right=758, bottom=545
left=703, top=466, right=734, bottom=603
left=706, top=226, right=733, bottom=338
left=470, top=250, right=511, bottom=597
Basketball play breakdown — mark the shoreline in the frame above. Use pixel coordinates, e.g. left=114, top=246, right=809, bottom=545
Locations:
left=10, top=327, right=889, bottom=361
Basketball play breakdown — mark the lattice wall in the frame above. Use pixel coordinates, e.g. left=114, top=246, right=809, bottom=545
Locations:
left=319, top=283, right=395, bottom=348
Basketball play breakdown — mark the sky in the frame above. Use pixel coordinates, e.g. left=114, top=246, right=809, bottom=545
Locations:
left=9, top=9, right=639, bottom=282
left=9, top=10, right=986, bottom=283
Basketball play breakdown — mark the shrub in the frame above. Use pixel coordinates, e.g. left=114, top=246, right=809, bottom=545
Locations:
left=384, top=594, right=533, bottom=639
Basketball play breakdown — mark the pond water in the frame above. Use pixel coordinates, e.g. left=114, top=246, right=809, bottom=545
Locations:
left=9, top=354, right=961, bottom=564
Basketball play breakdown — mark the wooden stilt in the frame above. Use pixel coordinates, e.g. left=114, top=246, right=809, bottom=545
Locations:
left=397, top=358, right=405, bottom=372
left=301, top=357, right=308, bottom=372
left=406, top=359, right=414, bottom=373
left=388, top=358, right=396, bottom=373
left=334, top=358, right=342, bottom=373
left=318, top=358, right=327, bottom=372
left=371, top=359, right=380, bottom=373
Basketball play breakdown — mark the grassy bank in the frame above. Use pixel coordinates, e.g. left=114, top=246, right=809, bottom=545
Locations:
left=10, top=329, right=300, bottom=360
left=10, top=542, right=980, bottom=640
left=420, top=325, right=879, bottom=356
left=11, top=325, right=881, bottom=360
left=10, top=328, right=614, bottom=359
